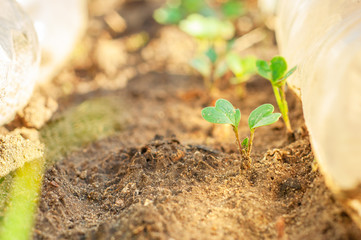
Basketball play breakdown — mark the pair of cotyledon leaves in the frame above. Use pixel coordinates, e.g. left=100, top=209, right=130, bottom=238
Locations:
left=201, top=99, right=281, bottom=130
left=256, top=56, right=297, bottom=86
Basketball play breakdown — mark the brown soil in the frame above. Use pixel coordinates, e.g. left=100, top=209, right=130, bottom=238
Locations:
left=6, top=0, right=361, bottom=239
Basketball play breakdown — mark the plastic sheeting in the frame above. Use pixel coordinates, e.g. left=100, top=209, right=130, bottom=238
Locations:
left=0, top=0, right=87, bottom=125
left=276, top=0, right=361, bottom=228
left=0, top=0, right=39, bottom=125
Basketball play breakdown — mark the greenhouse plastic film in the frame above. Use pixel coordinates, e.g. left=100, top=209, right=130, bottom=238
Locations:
left=0, top=0, right=40, bottom=125
left=276, top=0, right=361, bottom=226
left=0, top=0, right=87, bottom=125
left=17, top=0, right=88, bottom=84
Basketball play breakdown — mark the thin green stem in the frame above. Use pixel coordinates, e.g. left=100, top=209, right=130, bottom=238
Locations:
left=272, top=85, right=284, bottom=115
left=232, top=126, right=242, bottom=156
left=279, top=85, right=292, bottom=133
left=272, top=84, right=292, bottom=133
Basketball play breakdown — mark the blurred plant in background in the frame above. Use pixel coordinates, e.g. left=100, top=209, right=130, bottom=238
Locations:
left=226, top=53, right=257, bottom=97
left=154, top=0, right=257, bottom=93
left=154, top=0, right=245, bottom=25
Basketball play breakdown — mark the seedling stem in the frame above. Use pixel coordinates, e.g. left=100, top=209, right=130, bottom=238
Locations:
left=202, top=99, right=281, bottom=168
left=272, top=85, right=291, bottom=133
left=233, top=125, right=243, bottom=156
left=256, top=56, right=296, bottom=134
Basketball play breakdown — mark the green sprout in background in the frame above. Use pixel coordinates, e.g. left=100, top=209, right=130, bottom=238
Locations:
left=202, top=99, right=242, bottom=154
left=226, top=52, right=257, bottom=97
left=179, top=14, right=235, bottom=40
left=256, top=56, right=296, bottom=134
left=226, top=53, right=256, bottom=83
left=202, top=99, right=280, bottom=166
left=153, top=0, right=208, bottom=25
left=154, top=0, right=246, bottom=91
left=179, top=13, right=235, bottom=90
left=153, top=0, right=245, bottom=25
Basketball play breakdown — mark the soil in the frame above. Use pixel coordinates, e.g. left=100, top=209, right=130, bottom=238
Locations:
left=4, top=0, right=361, bottom=239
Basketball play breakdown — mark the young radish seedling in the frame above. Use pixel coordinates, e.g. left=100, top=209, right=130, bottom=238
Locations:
left=180, top=14, right=235, bottom=90
left=243, top=104, right=281, bottom=163
left=201, top=99, right=281, bottom=166
left=256, top=56, right=296, bottom=133
left=202, top=99, right=242, bottom=155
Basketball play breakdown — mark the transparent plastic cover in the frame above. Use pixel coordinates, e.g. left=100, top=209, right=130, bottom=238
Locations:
left=277, top=0, right=361, bottom=190
left=0, top=0, right=40, bottom=125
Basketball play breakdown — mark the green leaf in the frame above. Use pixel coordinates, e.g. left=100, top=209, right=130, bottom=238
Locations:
left=256, top=56, right=293, bottom=83
left=179, top=14, right=207, bottom=38
left=241, top=137, right=249, bottom=149
left=241, top=57, right=257, bottom=73
left=227, top=53, right=256, bottom=83
left=221, top=0, right=245, bottom=19
left=205, top=47, right=217, bottom=64
left=256, top=60, right=271, bottom=80
left=248, top=104, right=281, bottom=130
left=179, top=14, right=235, bottom=40
left=275, top=65, right=297, bottom=85
left=226, top=52, right=243, bottom=76
left=182, top=0, right=206, bottom=13
left=153, top=7, right=183, bottom=24
left=190, top=56, right=211, bottom=77
left=270, top=56, right=287, bottom=82
left=201, top=99, right=241, bottom=128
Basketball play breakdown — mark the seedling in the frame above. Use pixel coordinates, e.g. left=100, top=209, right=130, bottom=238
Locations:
left=243, top=104, right=281, bottom=161
left=256, top=56, right=296, bottom=133
left=190, top=46, right=229, bottom=90
left=226, top=53, right=257, bottom=97
left=153, top=0, right=207, bottom=25
left=201, top=99, right=242, bottom=154
left=154, top=1, right=246, bottom=91
left=201, top=99, right=281, bottom=166
left=153, top=0, right=245, bottom=25
left=221, top=0, right=245, bottom=20
left=180, top=14, right=235, bottom=90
